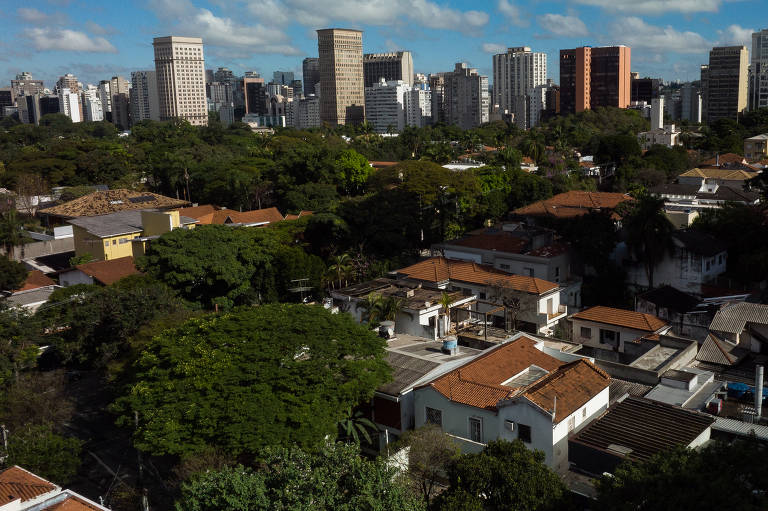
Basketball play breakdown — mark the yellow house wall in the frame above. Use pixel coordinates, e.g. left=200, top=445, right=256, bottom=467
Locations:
left=141, top=210, right=179, bottom=237
left=102, top=232, right=142, bottom=260
left=73, top=225, right=106, bottom=260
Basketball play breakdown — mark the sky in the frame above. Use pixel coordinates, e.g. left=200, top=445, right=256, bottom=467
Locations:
left=0, top=0, right=762, bottom=88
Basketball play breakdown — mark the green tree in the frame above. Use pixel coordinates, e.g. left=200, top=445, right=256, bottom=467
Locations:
left=114, top=305, right=391, bottom=456
left=338, top=407, right=377, bottom=444
left=0, top=304, right=41, bottom=386
left=398, top=425, right=460, bottom=505
left=334, top=149, right=371, bottom=195
left=0, top=256, right=27, bottom=291
left=433, top=439, right=565, bottom=511
left=0, top=209, right=24, bottom=259
left=4, top=424, right=82, bottom=484
left=621, top=193, right=675, bottom=289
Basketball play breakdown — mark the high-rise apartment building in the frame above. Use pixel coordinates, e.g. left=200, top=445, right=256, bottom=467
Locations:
left=302, top=58, right=320, bottom=97
left=153, top=36, right=208, bottom=126
left=364, top=78, right=410, bottom=133
left=130, top=71, right=160, bottom=123
left=680, top=83, right=702, bottom=123
left=56, top=74, right=80, bottom=94
left=363, top=51, right=414, bottom=88
left=244, top=75, right=267, bottom=115
left=317, top=28, right=365, bottom=125
left=750, top=28, right=768, bottom=110
left=110, top=76, right=131, bottom=130
left=704, top=45, right=748, bottom=124
left=10, top=72, right=44, bottom=104
left=58, top=88, right=81, bottom=123
left=273, top=71, right=295, bottom=85
left=559, top=46, right=631, bottom=115
left=492, top=47, right=547, bottom=129
left=444, top=62, right=489, bottom=129
left=405, top=88, right=432, bottom=128
left=630, top=77, right=660, bottom=103
left=296, top=95, right=321, bottom=129
left=429, top=73, right=447, bottom=124
left=82, top=86, right=104, bottom=122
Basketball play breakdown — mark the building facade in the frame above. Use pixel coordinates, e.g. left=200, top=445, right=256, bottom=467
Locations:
left=317, top=28, right=365, bottom=125
left=492, top=47, right=547, bottom=129
left=58, top=88, right=81, bottom=123
left=10, top=72, right=44, bottom=104
left=130, top=70, right=160, bottom=123
left=302, top=57, right=320, bottom=97
left=444, top=63, right=489, bottom=130
left=110, top=76, right=131, bottom=130
left=244, top=75, right=268, bottom=115
left=630, top=77, right=660, bottom=103
left=363, top=51, right=414, bottom=88
left=404, top=87, right=432, bottom=128
left=296, top=95, right=321, bottom=129
left=364, top=79, right=410, bottom=133
left=680, top=83, right=702, bottom=123
left=705, top=45, right=749, bottom=124
left=559, top=46, right=631, bottom=115
left=750, top=28, right=768, bottom=110
left=153, top=36, right=208, bottom=126
left=82, top=86, right=104, bottom=122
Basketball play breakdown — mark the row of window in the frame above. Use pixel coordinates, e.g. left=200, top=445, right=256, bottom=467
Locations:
left=425, top=406, right=532, bottom=444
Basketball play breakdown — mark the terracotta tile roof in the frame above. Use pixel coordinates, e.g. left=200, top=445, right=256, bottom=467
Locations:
left=0, top=466, right=56, bottom=504
left=678, top=167, right=757, bottom=181
left=176, top=204, right=219, bottom=220
left=212, top=207, right=284, bottom=225
left=39, top=190, right=189, bottom=218
left=397, top=257, right=558, bottom=294
left=571, top=306, right=668, bottom=332
left=75, top=256, right=139, bottom=285
left=701, top=153, right=745, bottom=166
left=369, top=161, right=399, bottom=168
left=46, top=495, right=104, bottom=510
left=513, top=191, right=633, bottom=219
left=14, top=270, right=55, bottom=292
left=284, top=210, right=313, bottom=221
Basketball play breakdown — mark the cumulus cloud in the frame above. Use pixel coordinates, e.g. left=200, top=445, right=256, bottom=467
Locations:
left=608, top=17, right=710, bottom=54
left=536, top=13, right=589, bottom=38
left=497, top=0, right=528, bottom=27
left=482, top=43, right=507, bottom=54
left=573, top=0, right=720, bottom=14
left=716, top=24, right=753, bottom=46
left=23, top=28, right=118, bottom=53
left=17, top=7, right=62, bottom=25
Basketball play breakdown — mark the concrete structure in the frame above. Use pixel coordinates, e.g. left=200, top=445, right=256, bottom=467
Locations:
left=272, top=70, right=294, bottom=85
left=302, top=57, right=320, bottom=97
left=58, top=88, right=81, bottom=123
left=444, top=62, right=489, bottom=129
left=745, top=133, right=768, bottom=161
left=295, top=95, right=321, bottom=129
left=10, top=72, right=44, bottom=104
left=59, top=256, right=139, bottom=287
left=570, top=306, right=671, bottom=354
left=153, top=36, right=208, bottom=126
left=651, top=96, right=663, bottom=130
left=651, top=182, right=759, bottom=227
left=56, top=73, right=79, bottom=94
left=97, top=80, right=111, bottom=114
left=317, top=28, right=365, bottom=125
left=110, top=76, right=131, bottom=130
left=364, top=78, right=410, bottom=133
left=209, top=81, right=235, bottom=125
left=429, top=73, right=447, bottom=124
left=635, top=286, right=714, bottom=341
left=750, top=28, right=768, bottom=111
left=404, top=87, right=432, bottom=128
left=82, top=86, right=103, bottom=122
left=630, top=77, right=660, bottom=103
left=704, top=46, right=749, bottom=124
left=559, top=46, right=631, bottom=115
left=413, top=335, right=610, bottom=471
left=681, top=83, right=702, bottom=123
left=130, top=70, right=160, bottom=123
left=492, top=47, right=547, bottom=129
left=363, top=51, right=414, bottom=88
left=243, top=75, right=267, bottom=115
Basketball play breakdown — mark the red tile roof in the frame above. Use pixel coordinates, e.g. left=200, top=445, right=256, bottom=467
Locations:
left=46, top=495, right=104, bottom=510
left=177, top=205, right=284, bottom=225
left=452, top=233, right=528, bottom=254
left=571, top=306, right=668, bottom=332
left=75, top=256, right=139, bottom=285
left=0, top=466, right=56, bottom=504
left=513, top=191, right=633, bottom=219
left=14, top=270, right=55, bottom=292
left=397, top=257, right=558, bottom=294
left=39, top=190, right=189, bottom=218
left=176, top=204, right=219, bottom=219
left=284, top=210, right=313, bottom=221
left=701, top=153, right=745, bottom=166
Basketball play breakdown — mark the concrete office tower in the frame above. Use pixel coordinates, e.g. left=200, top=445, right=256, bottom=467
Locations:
left=405, top=87, right=432, bottom=128
left=492, top=47, right=547, bottom=129
left=363, top=51, right=414, bottom=88
left=444, top=63, right=489, bottom=129
left=680, top=83, right=702, bottom=123
left=630, top=77, right=660, bottom=103
left=559, top=46, right=631, bottom=115
left=273, top=71, right=294, bottom=85
left=110, top=76, right=131, bottom=130
left=10, top=72, right=44, bottom=104
left=296, top=95, right=321, bottom=129
left=130, top=71, right=160, bottom=123
left=98, top=80, right=112, bottom=114
left=244, top=75, right=267, bottom=115
left=705, top=46, right=749, bottom=123
left=214, top=67, right=234, bottom=84
left=56, top=73, right=80, bottom=94
left=528, top=82, right=557, bottom=128
left=364, top=78, right=410, bottom=133
left=82, top=86, right=104, bottom=122
left=651, top=96, right=664, bottom=130
left=317, top=28, right=365, bottom=125
left=153, top=36, right=208, bottom=126
left=750, top=29, right=768, bottom=110
left=209, top=81, right=234, bottom=125
left=58, top=88, right=81, bottom=123
left=429, top=73, right=447, bottom=124
left=302, top=58, right=320, bottom=96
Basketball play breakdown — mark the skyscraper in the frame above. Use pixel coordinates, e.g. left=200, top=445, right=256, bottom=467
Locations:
left=56, top=73, right=80, bottom=94
left=559, top=46, right=631, bottom=115
left=364, top=78, right=410, bottom=133
left=317, top=28, right=365, bottom=125
left=110, top=76, right=131, bottom=130
left=705, top=45, right=748, bottom=123
left=444, top=63, right=489, bottom=129
left=630, top=77, right=660, bottom=103
left=363, top=51, right=414, bottom=88
left=10, top=72, right=44, bottom=104
left=750, top=28, right=768, bottom=110
left=130, top=70, right=160, bottom=123
left=680, top=83, right=702, bottom=123
left=302, top=58, right=320, bottom=97
left=153, top=36, right=208, bottom=126
left=244, top=75, right=267, bottom=115
left=273, top=71, right=295, bottom=85
left=492, top=46, right=547, bottom=129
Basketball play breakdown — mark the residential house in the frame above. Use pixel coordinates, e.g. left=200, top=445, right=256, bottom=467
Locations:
left=58, top=256, right=139, bottom=286
left=637, top=124, right=682, bottom=150
left=677, top=167, right=758, bottom=189
left=512, top=191, right=633, bottom=225
left=568, top=396, right=714, bottom=476
left=38, top=189, right=189, bottom=224
left=745, top=134, right=768, bottom=162
left=434, top=223, right=581, bottom=310
left=395, top=257, right=566, bottom=336
left=650, top=182, right=759, bottom=228
left=621, top=230, right=728, bottom=295
left=176, top=204, right=286, bottom=226
left=4, top=270, right=59, bottom=311
left=520, top=156, right=538, bottom=173
left=0, top=465, right=111, bottom=510
left=707, top=302, right=768, bottom=354
left=569, top=306, right=670, bottom=354
left=635, top=286, right=714, bottom=341
left=413, top=334, right=611, bottom=471
left=68, top=209, right=197, bottom=261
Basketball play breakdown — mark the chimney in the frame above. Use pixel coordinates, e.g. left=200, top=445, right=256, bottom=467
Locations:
left=756, top=365, right=764, bottom=420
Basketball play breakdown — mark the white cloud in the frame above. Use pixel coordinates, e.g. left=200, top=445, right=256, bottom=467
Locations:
left=608, top=17, right=710, bottom=54
left=85, top=21, right=118, bottom=36
left=573, top=0, right=720, bottom=14
left=716, top=24, right=753, bottom=46
left=482, top=42, right=507, bottom=54
left=497, top=0, right=527, bottom=27
left=17, top=7, right=59, bottom=25
left=537, top=13, right=589, bottom=38
left=23, top=28, right=117, bottom=53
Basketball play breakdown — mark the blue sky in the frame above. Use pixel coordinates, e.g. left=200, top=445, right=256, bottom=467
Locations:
left=0, top=0, right=762, bottom=88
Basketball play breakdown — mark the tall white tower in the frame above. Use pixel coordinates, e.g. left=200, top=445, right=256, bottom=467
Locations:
left=153, top=36, right=208, bottom=126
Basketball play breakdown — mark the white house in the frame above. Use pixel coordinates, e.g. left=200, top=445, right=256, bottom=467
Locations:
left=413, top=335, right=611, bottom=472
left=569, top=305, right=671, bottom=353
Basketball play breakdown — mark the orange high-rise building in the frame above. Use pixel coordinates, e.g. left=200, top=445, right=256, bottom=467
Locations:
left=559, top=46, right=630, bottom=115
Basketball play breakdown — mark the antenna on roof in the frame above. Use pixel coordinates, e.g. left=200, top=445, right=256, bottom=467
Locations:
left=553, top=395, right=557, bottom=420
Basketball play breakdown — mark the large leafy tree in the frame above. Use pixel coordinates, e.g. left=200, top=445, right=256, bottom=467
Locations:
left=175, top=443, right=424, bottom=511
left=0, top=256, right=27, bottom=291
left=3, top=424, right=82, bottom=484
left=398, top=425, right=460, bottom=505
left=620, top=192, right=675, bottom=289
left=114, top=304, right=391, bottom=456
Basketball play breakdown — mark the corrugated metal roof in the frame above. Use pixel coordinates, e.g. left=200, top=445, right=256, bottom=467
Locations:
left=710, top=302, right=768, bottom=334
left=378, top=352, right=440, bottom=396
left=696, top=333, right=747, bottom=366
left=713, top=417, right=768, bottom=441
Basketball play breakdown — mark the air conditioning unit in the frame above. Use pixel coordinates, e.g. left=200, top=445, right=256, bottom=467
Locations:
left=504, top=420, right=515, bottom=432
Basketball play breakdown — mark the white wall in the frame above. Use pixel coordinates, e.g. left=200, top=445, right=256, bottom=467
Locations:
left=571, top=318, right=663, bottom=353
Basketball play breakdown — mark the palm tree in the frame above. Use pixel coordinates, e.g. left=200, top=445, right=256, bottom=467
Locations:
left=438, top=292, right=454, bottom=338
left=328, top=253, right=352, bottom=289
left=623, top=193, right=675, bottom=289
left=0, top=209, right=25, bottom=259
left=338, top=407, right=377, bottom=445
left=358, top=292, right=384, bottom=324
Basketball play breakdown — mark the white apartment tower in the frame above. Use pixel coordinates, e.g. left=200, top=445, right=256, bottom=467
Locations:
left=153, top=36, right=208, bottom=126
left=405, top=87, right=432, bottom=128
left=492, top=47, right=547, bottom=129
left=130, top=70, right=160, bottom=123
left=751, top=28, right=768, bottom=110
left=82, top=86, right=104, bottom=122
left=651, top=96, right=664, bottom=130
left=364, top=78, right=411, bottom=133
left=58, top=88, right=81, bottom=123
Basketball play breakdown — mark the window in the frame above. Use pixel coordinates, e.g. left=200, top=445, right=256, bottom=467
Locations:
left=469, top=417, right=483, bottom=442
left=524, top=267, right=534, bottom=276
left=582, top=407, right=587, bottom=419
left=555, top=267, right=560, bottom=277
left=104, top=241, right=109, bottom=247
left=580, top=327, right=592, bottom=339
left=112, top=240, right=117, bottom=245
left=518, top=423, right=531, bottom=443
left=568, top=415, right=576, bottom=432
left=479, top=292, right=486, bottom=300
left=426, top=407, right=442, bottom=427
left=500, top=263, right=511, bottom=270
left=718, top=255, right=723, bottom=264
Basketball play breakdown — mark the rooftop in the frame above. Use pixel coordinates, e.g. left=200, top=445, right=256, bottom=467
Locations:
left=177, top=205, right=285, bottom=226
left=67, top=209, right=196, bottom=238
left=638, top=285, right=701, bottom=314
left=397, top=257, right=558, bottom=295
left=696, top=332, right=749, bottom=366
left=512, top=191, right=633, bottom=219
left=73, top=256, right=140, bottom=285
left=13, top=270, right=55, bottom=292
left=571, top=306, right=668, bottom=332
left=700, top=153, right=746, bottom=165
left=39, top=189, right=189, bottom=218
left=671, top=230, right=728, bottom=257
left=678, top=167, right=758, bottom=181
left=333, top=278, right=466, bottom=311
left=710, top=302, right=768, bottom=334
left=0, top=466, right=56, bottom=505
left=443, top=230, right=569, bottom=259
left=650, top=183, right=759, bottom=203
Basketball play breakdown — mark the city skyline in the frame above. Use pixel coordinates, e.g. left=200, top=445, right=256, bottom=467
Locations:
left=0, top=0, right=762, bottom=86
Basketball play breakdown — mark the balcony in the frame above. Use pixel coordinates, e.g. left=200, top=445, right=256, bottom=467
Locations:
left=546, top=304, right=567, bottom=321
